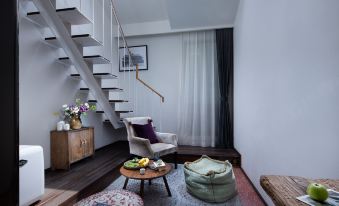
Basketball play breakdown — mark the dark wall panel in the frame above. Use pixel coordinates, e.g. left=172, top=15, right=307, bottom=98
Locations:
left=0, top=0, right=19, bottom=205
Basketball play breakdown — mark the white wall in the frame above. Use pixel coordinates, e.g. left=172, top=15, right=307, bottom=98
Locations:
left=117, top=33, right=183, bottom=134
left=234, top=0, right=339, bottom=204
left=19, top=0, right=125, bottom=169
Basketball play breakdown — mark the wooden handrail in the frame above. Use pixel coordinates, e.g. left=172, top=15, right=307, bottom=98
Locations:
left=136, top=64, right=164, bottom=102
left=110, top=0, right=165, bottom=103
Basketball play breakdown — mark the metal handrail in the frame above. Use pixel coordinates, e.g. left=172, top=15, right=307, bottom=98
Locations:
left=110, top=0, right=165, bottom=102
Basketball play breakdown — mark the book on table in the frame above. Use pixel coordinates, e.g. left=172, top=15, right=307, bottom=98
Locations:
left=149, top=159, right=166, bottom=171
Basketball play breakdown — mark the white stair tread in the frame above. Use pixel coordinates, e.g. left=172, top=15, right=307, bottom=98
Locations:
left=103, top=120, right=125, bottom=129
left=45, top=34, right=102, bottom=48
left=80, top=87, right=123, bottom=92
left=27, top=8, right=92, bottom=27
left=96, top=110, right=133, bottom=114
left=88, top=99, right=128, bottom=103
left=70, top=73, right=117, bottom=80
left=58, top=55, right=110, bottom=66
left=104, top=119, right=124, bottom=123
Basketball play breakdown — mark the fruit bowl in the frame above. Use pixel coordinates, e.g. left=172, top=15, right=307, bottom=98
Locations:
left=123, top=158, right=149, bottom=170
left=123, top=160, right=142, bottom=170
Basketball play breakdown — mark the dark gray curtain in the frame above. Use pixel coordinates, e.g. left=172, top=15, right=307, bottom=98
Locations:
left=216, top=28, right=234, bottom=148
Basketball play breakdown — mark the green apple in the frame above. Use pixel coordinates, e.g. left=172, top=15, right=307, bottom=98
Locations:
left=307, top=183, right=329, bottom=202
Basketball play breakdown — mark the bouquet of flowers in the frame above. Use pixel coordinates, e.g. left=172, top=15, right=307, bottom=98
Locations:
left=62, top=98, right=96, bottom=121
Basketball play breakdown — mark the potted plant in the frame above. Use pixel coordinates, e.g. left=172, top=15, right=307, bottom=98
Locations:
left=62, top=99, right=96, bottom=129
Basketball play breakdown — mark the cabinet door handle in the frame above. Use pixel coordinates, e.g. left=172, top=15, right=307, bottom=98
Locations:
left=80, top=139, right=85, bottom=147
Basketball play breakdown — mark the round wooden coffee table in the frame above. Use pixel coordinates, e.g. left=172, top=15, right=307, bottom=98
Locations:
left=120, top=162, right=172, bottom=198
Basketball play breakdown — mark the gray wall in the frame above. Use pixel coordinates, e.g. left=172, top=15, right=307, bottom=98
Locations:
left=117, top=33, right=183, bottom=135
left=234, top=0, right=339, bottom=204
left=19, top=0, right=125, bottom=169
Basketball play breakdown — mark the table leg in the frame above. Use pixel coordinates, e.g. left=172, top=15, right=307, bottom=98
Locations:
left=123, top=177, right=129, bottom=189
left=163, top=176, right=172, bottom=197
left=140, top=180, right=144, bottom=197
left=149, top=179, right=152, bottom=185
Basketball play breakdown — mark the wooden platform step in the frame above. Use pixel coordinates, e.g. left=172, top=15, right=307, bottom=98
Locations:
left=37, top=142, right=130, bottom=205
left=163, top=145, right=241, bottom=167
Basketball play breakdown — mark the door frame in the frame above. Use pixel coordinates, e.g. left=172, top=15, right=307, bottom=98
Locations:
left=0, top=0, right=19, bottom=204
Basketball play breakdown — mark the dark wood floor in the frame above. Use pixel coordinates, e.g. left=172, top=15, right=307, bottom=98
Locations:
left=36, top=141, right=130, bottom=206
left=35, top=141, right=262, bottom=206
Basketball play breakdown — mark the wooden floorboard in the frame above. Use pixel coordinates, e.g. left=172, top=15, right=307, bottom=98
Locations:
left=36, top=141, right=242, bottom=205
left=36, top=141, right=130, bottom=206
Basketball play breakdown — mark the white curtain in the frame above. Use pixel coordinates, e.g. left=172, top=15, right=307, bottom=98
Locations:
left=177, top=30, right=219, bottom=147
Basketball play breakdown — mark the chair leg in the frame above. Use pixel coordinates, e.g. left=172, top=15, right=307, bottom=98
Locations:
left=174, top=152, right=177, bottom=169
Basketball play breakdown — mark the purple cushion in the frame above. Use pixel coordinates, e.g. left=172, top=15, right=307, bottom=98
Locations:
left=132, top=121, right=159, bottom=144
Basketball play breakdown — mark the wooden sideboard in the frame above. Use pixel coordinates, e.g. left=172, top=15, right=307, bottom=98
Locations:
left=51, top=127, right=94, bottom=170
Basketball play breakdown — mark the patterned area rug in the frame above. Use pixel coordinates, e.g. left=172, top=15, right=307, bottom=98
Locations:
left=105, top=164, right=242, bottom=206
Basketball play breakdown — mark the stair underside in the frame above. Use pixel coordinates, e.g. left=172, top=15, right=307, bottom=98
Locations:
left=45, top=34, right=102, bottom=48
left=58, top=55, right=110, bottom=66
left=27, top=8, right=91, bottom=27
left=80, top=87, right=123, bottom=92
left=88, top=100, right=128, bottom=103
left=104, top=119, right=123, bottom=123
left=96, top=111, right=132, bottom=114
left=70, top=73, right=117, bottom=80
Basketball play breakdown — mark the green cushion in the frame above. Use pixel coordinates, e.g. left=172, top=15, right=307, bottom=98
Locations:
left=184, top=155, right=237, bottom=203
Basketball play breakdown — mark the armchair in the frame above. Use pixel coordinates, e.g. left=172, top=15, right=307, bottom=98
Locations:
left=123, top=117, right=178, bottom=169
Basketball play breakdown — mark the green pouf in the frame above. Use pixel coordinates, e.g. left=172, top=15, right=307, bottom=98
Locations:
left=184, top=155, right=237, bottom=203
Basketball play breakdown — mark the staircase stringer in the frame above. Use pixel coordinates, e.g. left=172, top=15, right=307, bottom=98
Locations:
left=33, top=0, right=122, bottom=128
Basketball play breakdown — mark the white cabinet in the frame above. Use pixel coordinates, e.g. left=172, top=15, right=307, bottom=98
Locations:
left=19, top=145, right=44, bottom=206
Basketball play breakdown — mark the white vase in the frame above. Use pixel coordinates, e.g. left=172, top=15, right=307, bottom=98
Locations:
left=63, top=124, right=70, bottom=131
left=57, top=121, right=65, bottom=131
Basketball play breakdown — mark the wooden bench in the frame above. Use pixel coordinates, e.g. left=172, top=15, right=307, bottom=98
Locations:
left=260, top=175, right=339, bottom=206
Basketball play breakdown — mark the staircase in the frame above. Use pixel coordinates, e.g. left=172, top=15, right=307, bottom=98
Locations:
left=26, top=0, right=132, bottom=128
left=25, top=0, right=164, bottom=129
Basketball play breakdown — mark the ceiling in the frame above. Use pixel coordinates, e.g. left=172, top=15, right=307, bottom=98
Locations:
left=114, top=0, right=168, bottom=24
left=166, top=0, right=239, bottom=29
left=113, top=0, right=239, bottom=35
